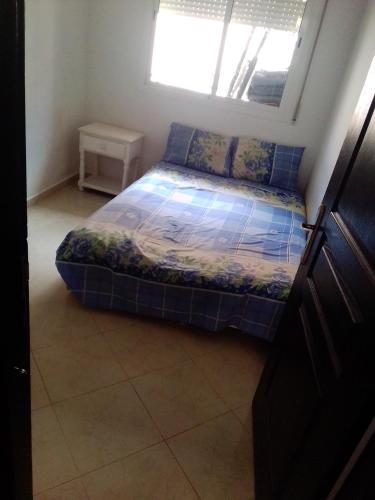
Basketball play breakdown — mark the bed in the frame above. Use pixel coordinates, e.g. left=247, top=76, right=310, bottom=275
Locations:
left=56, top=126, right=306, bottom=341
left=56, top=128, right=306, bottom=342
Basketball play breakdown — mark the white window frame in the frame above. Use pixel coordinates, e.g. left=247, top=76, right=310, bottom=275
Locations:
left=144, top=0, right=328, bottom=123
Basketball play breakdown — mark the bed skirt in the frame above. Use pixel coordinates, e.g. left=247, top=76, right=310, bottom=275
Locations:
left=56, top=260, right=285, bottom=342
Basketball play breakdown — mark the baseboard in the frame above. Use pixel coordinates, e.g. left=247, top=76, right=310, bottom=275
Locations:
left=27, top=173, right=78, bottom=207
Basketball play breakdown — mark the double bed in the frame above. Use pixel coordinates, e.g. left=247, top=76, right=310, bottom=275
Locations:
left=56, top=139, right=306, bottom=342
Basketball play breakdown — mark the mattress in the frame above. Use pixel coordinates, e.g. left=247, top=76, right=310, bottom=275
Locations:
left=56, top=162, right=306, bottom=341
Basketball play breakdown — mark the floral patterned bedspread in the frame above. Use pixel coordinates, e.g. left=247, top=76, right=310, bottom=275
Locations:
left=56, top=163, right=306, bottom=301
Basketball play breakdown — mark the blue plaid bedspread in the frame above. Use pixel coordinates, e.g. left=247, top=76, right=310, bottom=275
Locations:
left=56, top=162, right=306, bottom=341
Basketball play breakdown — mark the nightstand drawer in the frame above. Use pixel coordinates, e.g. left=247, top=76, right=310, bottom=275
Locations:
left=81, top=134, right=126, bottom=159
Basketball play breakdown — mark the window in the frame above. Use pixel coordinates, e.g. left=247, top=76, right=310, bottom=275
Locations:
left=149, top=0, right=326, bottom=119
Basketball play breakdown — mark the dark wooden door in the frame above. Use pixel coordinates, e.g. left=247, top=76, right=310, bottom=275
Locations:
left=0, top=0, right=32, bottom=498
left=253, top=58, right=375, bottom=500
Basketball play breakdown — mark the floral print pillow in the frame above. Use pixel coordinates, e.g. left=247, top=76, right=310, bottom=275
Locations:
left=163, top=125, right=304, bottom=190
left=231, top=137, right=276, bottom=184
left=231, top=137, right=304, bottom=191
left=163, top=123, right=233, bottom=177
left=187, top=129, right=233, bottom=177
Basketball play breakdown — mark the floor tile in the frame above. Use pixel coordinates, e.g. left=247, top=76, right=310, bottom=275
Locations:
left=103, top=319, right=189, bottom=378
left=194, top=339, right=266, bottom=409
left=91, top=308, right=137, bottom=335
left=29, top=277, right=67, bottom=304
left=34, top=335, right=126, bottom=402
left=132, top=360, right=228, bottom=438
left=83, top=442, right=198, bottom=500
left=34, top=479, right=88, bottom=500
left=30, top=289, right=100, bottom=350
left=29, top=184, right=263, bottom=499
left=234, top=405, right=255, bottom=477
left=54, top=382, right=162, bottom=474
left=35, top=184, right=111, bottom=219
left=171, top=324, right=231, bottom=360
left=168, top=413, right=254, bottom=500
left=234, top=404, right=253, bottom=427
left=32, top=407, right=78, bottom=495
left=31, top=354, right=50, bottom=410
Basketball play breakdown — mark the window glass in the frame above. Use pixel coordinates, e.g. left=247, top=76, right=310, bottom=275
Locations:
left=217, top=25, right=299, bottom=105
left=150, top=0, right=310, bottom=109
left=151, top=9, right=224, bottom=94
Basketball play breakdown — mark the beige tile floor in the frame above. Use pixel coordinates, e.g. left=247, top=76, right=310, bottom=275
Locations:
left=29, top=183, right=269, bottom=500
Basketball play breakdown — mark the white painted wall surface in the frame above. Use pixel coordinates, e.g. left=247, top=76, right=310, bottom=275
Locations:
left=305, top=1, right=375, bottom=222
left=25, top=0, right=88, bottom=199
left=85, top=0, right=366, bottom=191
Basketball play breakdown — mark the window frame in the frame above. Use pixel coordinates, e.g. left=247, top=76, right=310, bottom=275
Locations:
left=145, top=0, right=328, bottom=123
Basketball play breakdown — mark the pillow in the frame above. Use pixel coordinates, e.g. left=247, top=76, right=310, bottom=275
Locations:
left=270, top=144, right=305, bottom=191
left=231, top=137, right=276, bottom=185
left=231, top=136, right=304, bottom=192
left=163, top=122, right=234, bottom=177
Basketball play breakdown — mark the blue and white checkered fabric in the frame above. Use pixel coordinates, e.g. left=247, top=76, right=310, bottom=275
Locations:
left=56, top=261, right=285, bottom=341
left=164, top=123, right=305, bottom=192
left=270, top=145, right=305, bottom=192
left=56, top=162, right=306, bottom=341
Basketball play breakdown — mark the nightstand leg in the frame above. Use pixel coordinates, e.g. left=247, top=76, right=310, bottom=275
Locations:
left=122, top=160, right=129, bottom=191
left=134, top=157, right=141, bottom=179
left=79, top=150, right=85, bottom=191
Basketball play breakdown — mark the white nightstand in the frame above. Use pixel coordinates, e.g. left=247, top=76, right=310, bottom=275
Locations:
left=78, top=122, right=144, bottom=195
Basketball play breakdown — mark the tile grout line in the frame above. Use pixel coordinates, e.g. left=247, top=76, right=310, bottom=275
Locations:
left=232, top=408, right=248, bottom=427
left=29, top=184, right=260, bottom=497
left=128, top=378, right=166, bottom=440
left=33, top=478, right=89, bottom=500
left=185, top=333, right=268, bottom=411
left=34, top=404, right=244, bottom=498
left=130, top=373, right=234, bottom=440
left=128, top=357, right=197, bottom=384
left=96, top=329, right=132, bottom=380
left=32, top=326, right=256, bottom=476
left=50, top=404, right=82, bottom=478
left=128, top=377, right=215, bottom=499
left=32, top=345, right=248, bottom=495
left=164, top=325, right=241, bottom=412
left=46, top=378, right=129, bottom=407
left=31, top=324, right=235, bottom=409
left=166, top=410, right=256, bottom=500
left=31, top=333, right=130, bottom=405
left=31, top=352, right=54, bottom=409
left=164, top=439, right=202, bottom=500
left=46, top=381, right=164, bottom=496
left=165, top=408, right=235, bottom=440
left=35, top=364, right=232, bottom=423
left=96, top=329, right=131, bottom=382
left=32, top=440, right=166, bottom=498
left=29, top=185, right=122, bottom=495
left=187, top=345, right=232, bottom=408
left=99, top=323, right=193, bottom=380
left=31, top=330, right=102, bottom=354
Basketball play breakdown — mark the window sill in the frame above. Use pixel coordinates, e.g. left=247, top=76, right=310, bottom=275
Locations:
left=141, top=80, right=298, bottom=125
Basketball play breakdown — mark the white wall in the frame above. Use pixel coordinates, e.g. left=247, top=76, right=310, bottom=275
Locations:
left=305, top=1, right=375, bottom=222
left=25, top=0, right=372, bottom=201
left=85, top=0, right=366, bottom=191
left=26, top=0, right=88, bottom=199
